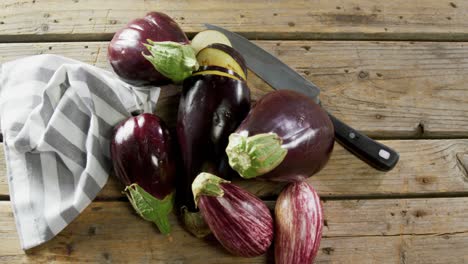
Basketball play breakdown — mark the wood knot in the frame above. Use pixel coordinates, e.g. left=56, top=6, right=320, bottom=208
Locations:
left=413, top=210, right=427, bottom=218
left=450, top=2, right=457, bottom=8
left=415, top=176, right=436, bottom=185
left=288, top=21, right=295, bottom=27
left=88, top=226, right=97, bottom=236
left=40, top=24, right=49, bottom=32
left=358, top=71, right=369, bottom=79
left=417, top=121, right=425, bottom=136
left=109, top=20, right=118, bottom=25
left=322, top=247, right=335, bottom=255
left=102, top=252, right=111, bottom=261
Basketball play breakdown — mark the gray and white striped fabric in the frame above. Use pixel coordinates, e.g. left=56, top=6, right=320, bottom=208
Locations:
left=0, top=54, right=162, bottom=250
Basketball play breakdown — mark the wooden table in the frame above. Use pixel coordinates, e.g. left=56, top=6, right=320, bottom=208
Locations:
left=1, top=1, right=468, bottom=263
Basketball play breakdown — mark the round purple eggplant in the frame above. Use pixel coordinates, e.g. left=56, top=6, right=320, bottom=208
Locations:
left=226, top=90, right=334, bottom=182
left=192, top=173, right=274, bottom=257
left=111, top=113, right=176, bottom=234
left=176, top=74, right=251, bottom=235
left=108, top=12, right=190, bottom=86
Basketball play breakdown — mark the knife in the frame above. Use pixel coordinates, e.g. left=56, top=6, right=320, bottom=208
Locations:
left=205, top=24, right=399, bottom=171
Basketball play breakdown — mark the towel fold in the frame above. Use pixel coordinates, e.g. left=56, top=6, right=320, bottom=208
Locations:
left=0, top=54, right=161, bottom=249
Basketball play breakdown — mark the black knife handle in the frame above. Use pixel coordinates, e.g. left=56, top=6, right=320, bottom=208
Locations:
left=328, top=113, right=399, bottom=171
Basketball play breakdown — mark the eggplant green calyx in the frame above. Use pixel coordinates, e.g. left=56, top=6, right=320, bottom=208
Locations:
left=181, top=206, right=212, bottom=238
left=143, top=40, right=199, bottom=83
left=226, top=132, right=287, bottom=179
left=125, top=183, right=173, bottom=235
left=192, top=172, right=230, bottom=207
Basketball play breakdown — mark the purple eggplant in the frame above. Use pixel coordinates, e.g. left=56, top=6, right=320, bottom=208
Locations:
left=176, top=74, right=251, bottom=235
left=111, top=113, right=176, bottom=234
left=275, top=182, right=323, bottom=264
left=226, top=90, right=334, bottom=182
left=192, top=173, right=274, bottom=257
left=108, top=12, right=195, bottom=85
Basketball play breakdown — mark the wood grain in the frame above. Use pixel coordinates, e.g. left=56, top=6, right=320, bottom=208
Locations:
left=1, top=41, right=468, bottom=137
left=1, top=139, right=468, bottom=199
left=0, top=0, right=467, bottom=41
left=1, top=198, right=467, bottom=263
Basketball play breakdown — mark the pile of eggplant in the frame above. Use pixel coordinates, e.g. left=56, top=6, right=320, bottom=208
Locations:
left=108, top=12, right=333, bottom=263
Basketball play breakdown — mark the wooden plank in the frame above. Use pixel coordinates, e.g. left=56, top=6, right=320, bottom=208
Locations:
left=1, top=41, right=468, bottom=138
left=1, top=198, right=468, bottom=263
left=1, top=138, right=468, bottom=199
left=0, top=0, right=468, bottom=41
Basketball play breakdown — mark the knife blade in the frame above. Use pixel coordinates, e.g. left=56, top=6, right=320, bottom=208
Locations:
left=205, top=24, right=399, bottom=171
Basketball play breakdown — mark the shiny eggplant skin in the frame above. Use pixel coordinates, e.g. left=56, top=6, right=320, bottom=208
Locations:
left=111, top=113, right=176, bottom=199
left=177, top=74, right=251, bottom=211
left=108, top=12, right=189, bottom=86
left=194, top=175, right=274, bottom=257
left=275, top=182, right=323, bottom=264
left=235, top=90, right=334, bottom=182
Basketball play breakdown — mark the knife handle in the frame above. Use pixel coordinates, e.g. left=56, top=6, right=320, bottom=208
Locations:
left=328, top=114, right=399, bottom=171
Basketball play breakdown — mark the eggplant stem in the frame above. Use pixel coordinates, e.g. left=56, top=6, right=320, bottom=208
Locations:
left=192, top=173, right=229, bottom=206
left=226, top=133, right=288, bottom=179
left=125, top=184, right=174, bottom=235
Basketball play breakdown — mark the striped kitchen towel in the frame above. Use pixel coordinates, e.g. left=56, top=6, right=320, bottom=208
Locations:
left=0, top=54, right=162, bottom=250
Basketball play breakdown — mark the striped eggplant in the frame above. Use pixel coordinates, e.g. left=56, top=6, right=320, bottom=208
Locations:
left=275, top=181, right=323, bottom=264
left=192, top=173, right=273, bottom=257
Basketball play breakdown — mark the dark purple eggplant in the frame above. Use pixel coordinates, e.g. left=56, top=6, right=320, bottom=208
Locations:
left=111, top=113, right=176, bottom=234
left=108, top=12, right=194, bottom=85
left=226, top=90, right=334, bottom=182
left=275, top=182, right=323, bottom=264
left=176, top=74, right=251, bottom=235
left=192, top=173, right=274, bottom=257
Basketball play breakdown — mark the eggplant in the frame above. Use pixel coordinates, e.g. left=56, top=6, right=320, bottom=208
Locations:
left=111, top=113, right=176, bottom=234
left=275, top=182, right=323, bottom=264
left=192, top=173, right=274, bottom=257
left=226, top=90, right=334, bottom=182
left=196, top=43, right=247, bottom=80
left=191, top=30, right=232, bottom=54
left=176, top=74, right=251, bottom=236
left=108, top=12, right=196, bottom=85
